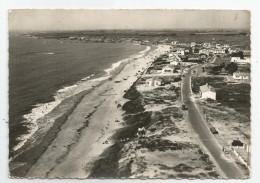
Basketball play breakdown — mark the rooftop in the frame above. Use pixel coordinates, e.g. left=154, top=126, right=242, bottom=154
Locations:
left=200, top=84, right=216, bottom=93
left=233, top=72, right=250, bottom=77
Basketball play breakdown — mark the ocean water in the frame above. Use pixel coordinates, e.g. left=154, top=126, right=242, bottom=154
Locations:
left=9, top=33, right=146, bottom=157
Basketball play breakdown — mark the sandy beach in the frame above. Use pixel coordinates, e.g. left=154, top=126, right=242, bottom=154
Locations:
left=25, top=45, right=170, bottom=178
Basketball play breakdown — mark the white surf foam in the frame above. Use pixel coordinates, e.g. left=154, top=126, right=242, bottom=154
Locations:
left=12, top=74, right=97, bottom=152
left=139, top=46, right=151, bottom=54
left=89, top=75, right=110, bottom=82
left=104, top=46, right=151, bottom=75
left=12, top=45, right=152, bottom=152
left=104, top=60, right=125, bottom=75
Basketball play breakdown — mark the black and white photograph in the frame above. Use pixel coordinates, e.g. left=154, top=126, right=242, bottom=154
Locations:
left=8, top=9, right=251, bottom=179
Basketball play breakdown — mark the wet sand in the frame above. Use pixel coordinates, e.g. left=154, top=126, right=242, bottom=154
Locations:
left=24, top=45, right=170, bottom=178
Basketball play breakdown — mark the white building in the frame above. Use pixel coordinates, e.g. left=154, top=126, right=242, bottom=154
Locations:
left=203, top=43, right=211, bottom=48
left=231, top=57, right=251, bottom=65
left=233, top=72, right=250, bottom=81
left=216, top=44, right=222, bottom=49
left=176, top=48, right=185, bottom=56
left=145, top=77, right=162, bottom=87
left=230, top=57, right=240, bottom=62
left=170, top=61, right=180, bottom=66
left=213, top=49, right=225, bottom=54
left=199, top=83, right=216, bottom=100
left=223, top=44, right=230, bottom=48
left=191, top=42, right=196, bottom=47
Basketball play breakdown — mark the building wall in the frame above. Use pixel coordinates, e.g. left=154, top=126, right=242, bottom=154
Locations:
left=146, top=81, right=153, bottom=87
left=177, top=50, right=185, bottom=55
left=233, top=75, right=250, bottom=80
left=201, top=91, right=216, bottom=100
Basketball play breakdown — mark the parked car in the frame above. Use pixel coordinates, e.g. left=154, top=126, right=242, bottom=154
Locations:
left=210, top=127, right=218, bottom=134
left=182, top=104, right=188, bottom=110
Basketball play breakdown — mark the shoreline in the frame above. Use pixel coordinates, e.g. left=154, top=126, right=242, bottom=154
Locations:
left=10, top=43, right=150, bottom=154
left=9, top=36, right=148, bottom=154
left=20, top=44, right=169, bottom=178
left=9, top=44, right=157, bottom=177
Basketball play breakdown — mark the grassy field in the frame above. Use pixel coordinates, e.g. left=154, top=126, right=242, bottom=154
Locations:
left=192, top=76, right=250, bottom=118
left=191, top=76, right=226, bottom=93
left=216, top=83, right=250, bottom=118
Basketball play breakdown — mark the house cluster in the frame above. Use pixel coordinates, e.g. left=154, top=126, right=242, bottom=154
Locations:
left=170, top=41, right=251, bottom=61
left=171, top=41, right=228, bottom=57
left=145, top=53, right=182, bottom=76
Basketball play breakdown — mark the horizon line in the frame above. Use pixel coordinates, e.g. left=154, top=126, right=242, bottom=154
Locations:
left=9, top=28, right=250, bottom=32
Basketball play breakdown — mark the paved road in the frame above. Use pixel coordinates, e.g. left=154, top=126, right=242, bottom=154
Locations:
left=181, top=65, right=246, bottom=179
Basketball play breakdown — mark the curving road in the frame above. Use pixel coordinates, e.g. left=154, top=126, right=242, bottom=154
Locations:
left=181, top=64, right=246, bottom=179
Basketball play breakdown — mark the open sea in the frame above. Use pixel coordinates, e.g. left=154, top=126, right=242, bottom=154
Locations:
left=9, top=33, right=146, bottom=158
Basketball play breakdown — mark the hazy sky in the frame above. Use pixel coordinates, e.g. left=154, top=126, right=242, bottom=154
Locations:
left=9, top=9, right=250, bottom=31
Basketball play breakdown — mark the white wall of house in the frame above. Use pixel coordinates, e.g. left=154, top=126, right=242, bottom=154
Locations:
left=146, top=80, right=153, bottom=87
left=201, top=91, right=216, bottom=100
left=216, top=44, right=222, bottom=49
left=170, top=61, right=179, bottom=66
left=233, top=75, right=250, bottom=80
left=146, top=79, right=161, bottom=87
left=237, top=58, right=251, bottom=65
left=213, top=49, right=225, bottom=54
left=177, top=50, right=185, bottom=55
left=154, top=80, right=161, bottom=86
left=231, top=57, right=251, bottom=65
left=231, top=57, right=240, bottom=62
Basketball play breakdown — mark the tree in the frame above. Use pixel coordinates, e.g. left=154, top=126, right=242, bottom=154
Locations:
left=231, top=51, right=244, bottom=59
left=220, top=62, right=226, bottom=68
left=225, top=49, right=229, bottom=54
left=225, top=62, right=238, bottom=74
